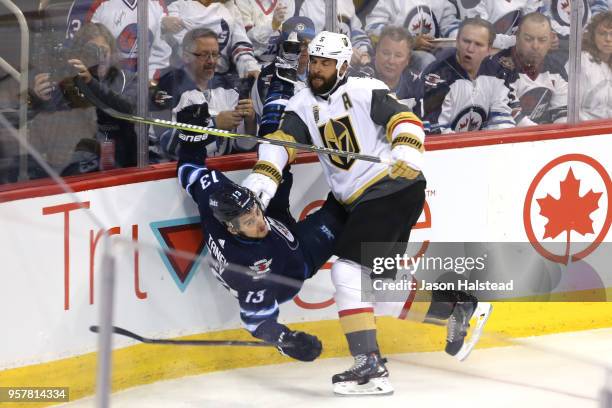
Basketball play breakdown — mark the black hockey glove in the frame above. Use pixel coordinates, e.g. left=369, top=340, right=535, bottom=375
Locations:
left=176, top=103, right=211, bottom=136
left=277, top=330, right=322, bottom=362
left=175, top=103, right=213, bottom=164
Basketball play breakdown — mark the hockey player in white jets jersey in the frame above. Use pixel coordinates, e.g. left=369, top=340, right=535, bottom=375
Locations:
left=470, top=0, right=542, bottom=50
left=66, top=0, right=171, bottom=80
left=241, top=31, right=492, bottom=396
left=165, top=0, right=260, bottom=79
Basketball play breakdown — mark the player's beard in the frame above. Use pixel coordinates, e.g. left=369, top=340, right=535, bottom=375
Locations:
left=308, top=71, right=337, bottom=95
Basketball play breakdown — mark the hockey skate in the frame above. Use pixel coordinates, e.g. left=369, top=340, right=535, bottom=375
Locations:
left=446, top=301, right=493, bottom=361
left=275, top=32, right=300, bottom=84
left=332, top=352, right=394, bottom=396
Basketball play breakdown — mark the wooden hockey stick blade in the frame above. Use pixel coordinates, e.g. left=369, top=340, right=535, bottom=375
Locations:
left=78, top=85, right=385, bottom=163
left=89, top=325, right=275, bottom=347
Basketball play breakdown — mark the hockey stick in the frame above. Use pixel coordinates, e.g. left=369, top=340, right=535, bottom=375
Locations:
left=78, top=85, right=385, bottom=164
left=89, top=325, right=275, bottom=347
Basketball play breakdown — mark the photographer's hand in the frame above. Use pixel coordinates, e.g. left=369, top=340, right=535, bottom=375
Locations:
left=235, top=99, right=255, bottom=120
left=68, top=59, right=93, bottom=83
left=33, top=73, right=55, bottom=101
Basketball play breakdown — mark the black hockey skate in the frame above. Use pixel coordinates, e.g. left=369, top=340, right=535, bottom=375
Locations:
left=446, top=301, right=493, bottom=361
left=332, top=352, right=393, bottom=396
left=275, top=32, right=300, bottom=84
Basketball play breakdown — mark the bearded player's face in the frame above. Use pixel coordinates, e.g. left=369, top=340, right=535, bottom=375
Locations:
left=308, top=56, right=339, bottom=94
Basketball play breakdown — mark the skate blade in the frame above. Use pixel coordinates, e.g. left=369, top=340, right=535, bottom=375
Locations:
left=455, top=302, right=493, bottom=362
left=333, top=377, right=394, bottom=396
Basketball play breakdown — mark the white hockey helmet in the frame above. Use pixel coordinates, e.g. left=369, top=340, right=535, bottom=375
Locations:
left=308, top=31, right=353, bottom=80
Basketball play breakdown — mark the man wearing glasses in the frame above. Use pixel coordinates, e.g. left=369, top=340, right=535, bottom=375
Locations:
left=152, top=28, right=258, bottom=159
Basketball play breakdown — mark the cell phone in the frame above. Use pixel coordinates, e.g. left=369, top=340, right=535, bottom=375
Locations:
left=238, top=77, right=255, bottom=100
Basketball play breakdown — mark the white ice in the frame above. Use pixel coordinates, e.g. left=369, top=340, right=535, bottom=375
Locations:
left=61, top=328, right=612, bottom=407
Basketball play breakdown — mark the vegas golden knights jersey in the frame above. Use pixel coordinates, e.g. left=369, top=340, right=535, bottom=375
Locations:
left=274, top=76, right=425, bottom=208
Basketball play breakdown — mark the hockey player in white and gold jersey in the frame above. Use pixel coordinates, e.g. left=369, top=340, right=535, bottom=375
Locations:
left=242, top=31, right=491, bottom=396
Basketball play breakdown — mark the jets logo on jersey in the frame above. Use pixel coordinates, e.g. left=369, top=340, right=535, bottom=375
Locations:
left=268, top=217, right=298, bottom=249
left=318, top=116, right=360, bottom=170
left=249, top=258, right=273, bottom=279
left=404, top=6, right=439, bottom=37
left=552, top=0, right=588, bottom=27
left=451, top=106, right=486, bottom=132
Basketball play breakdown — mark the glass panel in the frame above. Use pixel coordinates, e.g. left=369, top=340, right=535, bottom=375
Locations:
left=575, top=7, right=612, bottom=123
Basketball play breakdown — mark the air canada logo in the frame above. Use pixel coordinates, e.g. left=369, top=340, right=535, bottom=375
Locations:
left=523, top=154, right=612, bottom=264
left=150, top=217, right=207, bottom=292
left=318, top=116, right=360, bottom=170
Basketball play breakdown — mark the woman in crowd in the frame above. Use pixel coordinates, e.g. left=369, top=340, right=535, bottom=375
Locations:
left=573, top=11, right=612, bottom=121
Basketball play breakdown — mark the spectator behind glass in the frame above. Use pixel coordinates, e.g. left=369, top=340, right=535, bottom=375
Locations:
left=365, top=0, right=461, bottom=72
left=541, top=0, right=609, bottom=64
left=297, top=0, right=373, bottom=67
left=470, top=0, right=542, bottom=50
left=487, top=12, right=568, bottom=126
left=252, top=16, right=315, bottom=122
left=163, top=0, right=261, bottom=81
left=234, top=0, right=295, bottom=63
left=373, top=26, right=422, bottom=111
left=152, top=28, right=257, bottom=159
left=421, top=17, right=515, bottom=133
left=65, top=0, right=171, bottom=81
left=31, top=22, right=138, bottom=175
left=571, top=11, right=612, bottom=120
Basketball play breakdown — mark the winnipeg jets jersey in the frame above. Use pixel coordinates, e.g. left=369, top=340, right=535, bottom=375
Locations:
left=422, top=48, right=515, bottom=134
left=471, top=0, right=542, bottom=49
left=298, top=0, right=372, bottom=53
left=235, top=0, right=296, bottom=60
left=167, top=1, right=260, bottom=77
left=365, top=0, right=461, bottom=40
left=66, top=0, right=171, bottom=80
left=177, top=163, right=307, bottom=336
left=489, top=47, right=568, bottom=125
left=570, top=51, right=612, bottom=121
left=450, top=0, right=480, bottom=19
left=541, top=0, right=608, bottom=38
left=278, top=77, right=425, bottom=207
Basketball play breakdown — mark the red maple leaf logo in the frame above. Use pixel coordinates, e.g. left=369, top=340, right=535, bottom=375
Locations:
left=537, top=167, right=602, bottom=241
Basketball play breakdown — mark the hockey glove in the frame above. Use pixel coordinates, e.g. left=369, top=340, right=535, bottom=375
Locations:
left=277, top=330, right=322, bottom=362
left=388, top=144, right=423, bottom=180
left=175, top=103, right=213, bottom=164
left=242, top=161, right=282, bottom=210
left=176, top=103, right=211, bottom=136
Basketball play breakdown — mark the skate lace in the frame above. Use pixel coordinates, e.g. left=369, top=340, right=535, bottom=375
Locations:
left=447, top=315, right=458, bottom=342
left=348, top=354, right=369, bottom=372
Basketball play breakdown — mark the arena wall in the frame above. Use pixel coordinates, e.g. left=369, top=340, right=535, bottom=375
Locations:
left=0, top=123, right=611, bottom=406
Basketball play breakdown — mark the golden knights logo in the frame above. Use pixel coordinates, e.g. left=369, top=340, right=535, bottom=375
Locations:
left=318, top=116, right=360, bottom=170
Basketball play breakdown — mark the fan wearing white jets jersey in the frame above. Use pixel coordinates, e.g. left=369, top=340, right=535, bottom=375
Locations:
left=241, top=31, right=492, bottom=396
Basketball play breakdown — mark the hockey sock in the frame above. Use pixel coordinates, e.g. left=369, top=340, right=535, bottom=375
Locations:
left=332, top=259, right=378, bottom=356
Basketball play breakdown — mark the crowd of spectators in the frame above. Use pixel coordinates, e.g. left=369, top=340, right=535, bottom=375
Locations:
left=2, top=0, right=611, bottom=181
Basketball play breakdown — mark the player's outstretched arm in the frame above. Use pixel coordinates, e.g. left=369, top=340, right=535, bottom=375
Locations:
left=230, top=276, right=321, bottom=362
left=242, top=110, right=311, bottom=209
